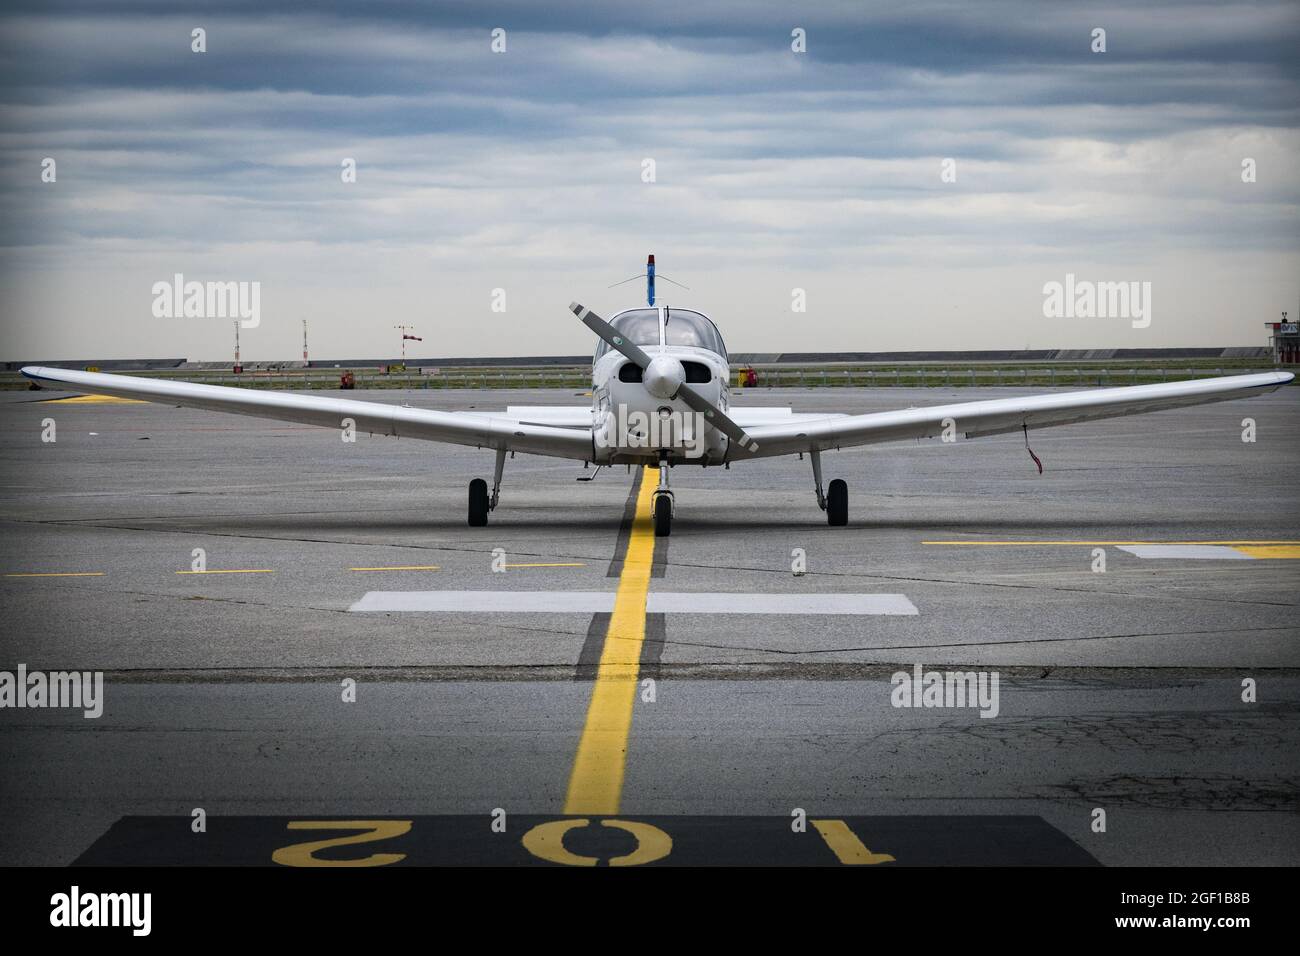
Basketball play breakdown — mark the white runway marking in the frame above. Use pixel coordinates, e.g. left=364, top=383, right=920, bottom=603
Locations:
left=646, top=593, right=918, bottom=615
left=350, top=591, right=613, bottom=613
left=348, top=591, right=918, bottom=615
left=1117, top=545, right=1254, bottom=560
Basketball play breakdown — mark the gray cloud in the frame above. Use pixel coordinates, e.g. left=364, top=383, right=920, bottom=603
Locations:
left=1, top=1, right=1297, bottom=359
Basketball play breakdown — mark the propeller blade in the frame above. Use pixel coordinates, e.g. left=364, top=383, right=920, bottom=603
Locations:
left=570, top=302, right=652, bottom=368
left=675, top=383, right=760, bottom=453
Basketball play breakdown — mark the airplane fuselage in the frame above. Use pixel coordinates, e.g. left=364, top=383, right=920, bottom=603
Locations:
left=591, top=306, right=733, bottom=466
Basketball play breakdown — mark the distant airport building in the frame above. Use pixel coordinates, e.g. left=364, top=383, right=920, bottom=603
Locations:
left=1265, top=313, right=1299, bottom=364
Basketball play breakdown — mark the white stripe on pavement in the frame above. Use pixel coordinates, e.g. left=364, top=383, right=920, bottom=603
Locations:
left=1117, top=545, right=1254, bottom=560
left=349, top=591, right=614, bottom=613
left=348, top=590, right=918, bottom=615
left=646, top=593, right=918, bottom=615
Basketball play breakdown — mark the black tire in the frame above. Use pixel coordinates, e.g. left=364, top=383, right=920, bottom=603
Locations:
left=653, top=494, right=672, bottom=537
left=468, top=478, right=489, bottom=527
left=827, top=478, right=848, bottom=526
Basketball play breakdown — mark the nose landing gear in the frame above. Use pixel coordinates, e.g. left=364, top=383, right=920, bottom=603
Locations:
left=468, top=447, right=507, bottom=527
left=651, top=455, right=673, bottom=537
left=653, top=492, right=673, bottom=537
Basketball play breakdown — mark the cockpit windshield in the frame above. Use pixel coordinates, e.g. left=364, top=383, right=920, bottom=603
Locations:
left=664, top=309, right=727, bottom=359
left=592, top=307, right=728, bottom=361
left=594, top=309, right=660, bottom=361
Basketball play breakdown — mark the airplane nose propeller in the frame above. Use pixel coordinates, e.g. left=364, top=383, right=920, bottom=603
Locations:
left=644, top=355, right=685, bottom=400
left=570, top=301, right=760, bottom=453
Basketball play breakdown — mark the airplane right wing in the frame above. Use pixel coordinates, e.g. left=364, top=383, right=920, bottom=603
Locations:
left=733, top=371, right=1294, bottom=460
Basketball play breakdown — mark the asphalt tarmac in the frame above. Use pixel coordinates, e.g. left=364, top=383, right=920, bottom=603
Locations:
left=1, top=384, right=1296, bottom=866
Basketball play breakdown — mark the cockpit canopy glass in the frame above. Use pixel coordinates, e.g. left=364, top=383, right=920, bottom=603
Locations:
left=593, top=309, right=660, bottom=361
left=664, top=309, right=727, bottom=359
left=593, top=307, right=728, bottom=362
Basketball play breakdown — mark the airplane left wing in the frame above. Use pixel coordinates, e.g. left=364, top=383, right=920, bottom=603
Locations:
left=733, top=371, right=1294, bottom=460
left=20, top=366, right=594, bottom=461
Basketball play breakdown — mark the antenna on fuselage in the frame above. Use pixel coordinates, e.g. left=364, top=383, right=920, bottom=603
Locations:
left=606, top=254, right=690, bottom=305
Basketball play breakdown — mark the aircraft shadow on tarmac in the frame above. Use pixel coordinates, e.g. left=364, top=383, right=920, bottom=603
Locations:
left=101, top=512, right=1258, bottom=535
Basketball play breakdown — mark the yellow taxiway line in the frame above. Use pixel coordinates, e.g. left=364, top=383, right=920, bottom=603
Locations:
left=4, top=571, right=106, bottom=578
left=924, top=539, right=1300, bottom=559
left=563, top=466, right=657, bottom=816
left=1233, top=545, right=1300, bottom=559
left=175, top=569, right=275, bottom=575
left=923, top=540, right=1300, bottom=546
left=10, top=563, right=582, bottom=578
left=43, top=394, right=146, bottom=404
left=349, top=565, right=441, bottom=572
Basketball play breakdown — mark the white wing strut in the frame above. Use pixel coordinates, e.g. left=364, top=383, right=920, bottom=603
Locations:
left=733, top=371, right=1293, bottom=460
left=20, top=366, right=594, bottom=461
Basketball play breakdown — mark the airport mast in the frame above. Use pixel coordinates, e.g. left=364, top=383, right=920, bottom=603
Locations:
left=394, top=324, right=421, bottom=363
left=233, top=320, right=241, bottom=374
left=302, top=319, right=309, bottom=364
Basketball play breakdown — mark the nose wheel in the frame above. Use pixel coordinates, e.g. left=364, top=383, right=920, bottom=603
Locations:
left=652, top=457, right=673, bottom=537
left=653, top=492, right=673, bottom=537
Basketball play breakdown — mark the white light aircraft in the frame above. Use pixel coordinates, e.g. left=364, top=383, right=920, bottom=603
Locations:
left=20, top=256, right=1294, bottom=537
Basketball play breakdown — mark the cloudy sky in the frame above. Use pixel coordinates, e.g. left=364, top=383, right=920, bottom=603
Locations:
left=1, top=0, right=1297, bottom=360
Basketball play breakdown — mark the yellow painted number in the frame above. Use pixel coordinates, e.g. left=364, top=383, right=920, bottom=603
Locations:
left=811, top=819, right=895, bottom=864
left=522, top=818, right=672, bottom=866
left=272, top=820, right=412, bottom=867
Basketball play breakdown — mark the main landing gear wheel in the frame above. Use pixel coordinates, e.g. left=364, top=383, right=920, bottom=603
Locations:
left=468, top=478, right=489, bottom=527
left=468, top=448, right=507, bottom=527
left=653, top=493, right=673, bottom=537
left=827, top=478, right=848, bottom=526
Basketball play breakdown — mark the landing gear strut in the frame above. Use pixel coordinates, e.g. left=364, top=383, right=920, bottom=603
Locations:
left=652, top=454, right=673, bottom=537
left=810, top=449, right=848, bottom=526
left=468, top=447, right=507, bottom=527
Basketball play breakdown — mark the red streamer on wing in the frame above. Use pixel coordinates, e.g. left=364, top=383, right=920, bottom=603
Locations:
left=1023, top=424, right=1043, bottom=474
